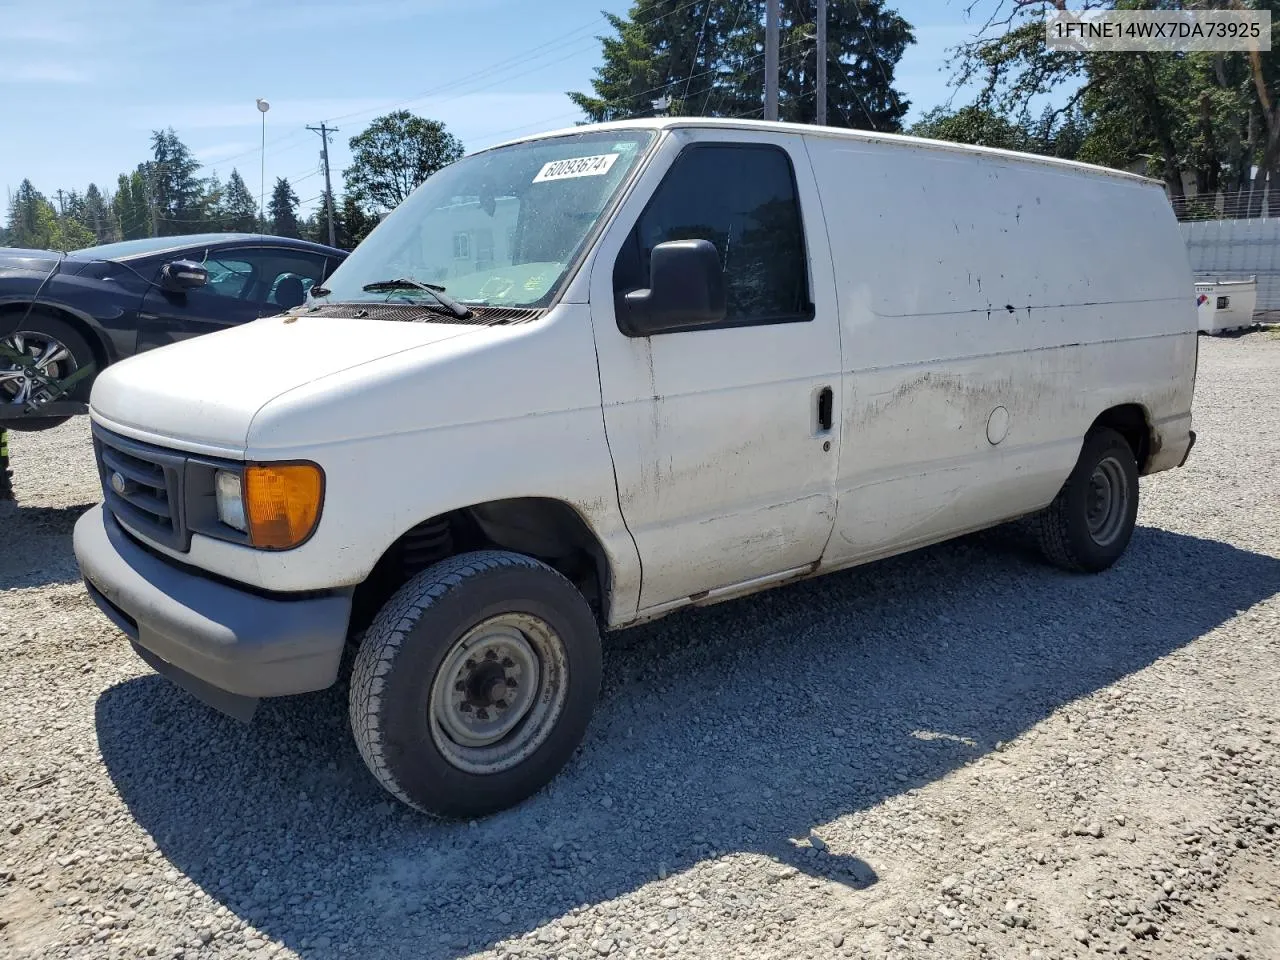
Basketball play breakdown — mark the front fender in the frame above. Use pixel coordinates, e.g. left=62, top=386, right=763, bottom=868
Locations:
left=0, top=275, right=134, bottom=363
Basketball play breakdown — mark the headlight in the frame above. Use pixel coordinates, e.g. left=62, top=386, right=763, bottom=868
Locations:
left=214, top=463, right=323, bottom=549
left=215, top=470, right=246, bottom=532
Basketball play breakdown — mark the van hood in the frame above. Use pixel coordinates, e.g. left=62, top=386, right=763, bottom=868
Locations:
left=89, top=314, right=479, bottom=453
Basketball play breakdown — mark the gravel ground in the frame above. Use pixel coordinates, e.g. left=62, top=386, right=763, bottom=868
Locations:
left=1, top=332, right=1278, bottom=960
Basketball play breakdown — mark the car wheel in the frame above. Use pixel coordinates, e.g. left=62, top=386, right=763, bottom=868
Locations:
left=349, top=550, right=602, bottom=819
left=1, top=313, right=96, bottom=430
left=1035, top=427, right=1140, bottom=573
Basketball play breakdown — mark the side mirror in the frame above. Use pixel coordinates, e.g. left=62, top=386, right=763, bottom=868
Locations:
left=618, top=239, right=726, bottom=337
left=160, top=259, right=209, bottom=292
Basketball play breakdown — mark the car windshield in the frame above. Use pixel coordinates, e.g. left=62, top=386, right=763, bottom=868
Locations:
left=320, top=129, right=656, bottom=309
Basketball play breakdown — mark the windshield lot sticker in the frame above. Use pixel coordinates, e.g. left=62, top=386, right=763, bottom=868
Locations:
left=533, top=153, right=619, bottom=182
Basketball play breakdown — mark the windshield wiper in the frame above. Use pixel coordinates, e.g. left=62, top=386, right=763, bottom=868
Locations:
left=361, top=277, right=473, bottom=319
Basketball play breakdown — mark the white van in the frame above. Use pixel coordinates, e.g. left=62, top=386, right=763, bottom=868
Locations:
left=73, top=118, right=1198, bottom=818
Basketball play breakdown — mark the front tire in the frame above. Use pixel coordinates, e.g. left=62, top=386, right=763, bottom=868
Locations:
left=1035, top=427, right=1140, bottom=573
left=348, top=550, right=602, bottom=819
left=1, top=311, right=96, bottom=431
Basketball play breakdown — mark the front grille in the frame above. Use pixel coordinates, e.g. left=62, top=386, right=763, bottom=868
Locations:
left=301, top=303, right=546, bottom=326
left=93, top=424, right=190, bottom=552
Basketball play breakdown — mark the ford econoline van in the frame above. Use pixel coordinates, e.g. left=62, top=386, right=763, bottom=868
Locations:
left=73, top=118, right=1198, bottom=818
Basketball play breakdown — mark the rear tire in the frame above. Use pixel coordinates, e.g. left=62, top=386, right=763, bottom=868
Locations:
left=348, top=550, right=602, bottom=819
left=1035, top=427, right=1139, bottom=573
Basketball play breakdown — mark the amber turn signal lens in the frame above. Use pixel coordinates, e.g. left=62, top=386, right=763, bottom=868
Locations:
left=243, top=463, right=323, bottom=549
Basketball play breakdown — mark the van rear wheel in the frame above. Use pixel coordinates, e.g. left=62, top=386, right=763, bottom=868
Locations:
left=348, top=550, right=602, bottom=819
left=1035, top=427, right=1139, bottom=573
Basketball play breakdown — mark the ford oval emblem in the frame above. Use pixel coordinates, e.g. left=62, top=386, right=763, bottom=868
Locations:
left=110, top=472, right=127, bottom=495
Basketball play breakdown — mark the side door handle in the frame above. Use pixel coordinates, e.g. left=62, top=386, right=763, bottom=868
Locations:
left=817, top=386, right=833, bottom=432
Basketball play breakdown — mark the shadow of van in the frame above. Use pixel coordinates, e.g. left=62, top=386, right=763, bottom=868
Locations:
left=94, top=523, right=1280, bottom=959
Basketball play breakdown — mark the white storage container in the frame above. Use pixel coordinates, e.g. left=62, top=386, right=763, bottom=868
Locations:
left=1195, top=277, right=1258, bottom=334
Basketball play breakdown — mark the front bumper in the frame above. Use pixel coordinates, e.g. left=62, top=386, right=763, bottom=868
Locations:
left=74, top=504, right=351, bottom=721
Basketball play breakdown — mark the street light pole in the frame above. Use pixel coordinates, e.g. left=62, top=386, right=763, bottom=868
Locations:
left=256, top=98, right=270, bottom=231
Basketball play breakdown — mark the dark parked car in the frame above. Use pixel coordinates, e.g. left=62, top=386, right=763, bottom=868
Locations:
left=0, top=233, right=347, bottom=430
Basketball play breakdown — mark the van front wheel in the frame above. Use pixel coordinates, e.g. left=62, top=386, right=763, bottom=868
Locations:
left=1035, top=427, right=1139, bottom=573
left=348, top=550, right=602, bottom=819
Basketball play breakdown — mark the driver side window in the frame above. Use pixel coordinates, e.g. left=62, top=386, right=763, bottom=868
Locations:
left=613, top=142, right=812, bottom=330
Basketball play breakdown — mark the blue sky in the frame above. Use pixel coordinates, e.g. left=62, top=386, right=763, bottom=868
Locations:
left=1, top=0, right=1001, bottom=218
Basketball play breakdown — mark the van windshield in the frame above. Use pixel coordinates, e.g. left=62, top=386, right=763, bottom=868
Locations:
left=321, top=130, right=656, bottom=309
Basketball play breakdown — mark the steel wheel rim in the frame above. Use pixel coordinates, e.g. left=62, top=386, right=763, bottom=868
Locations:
left=1086, top=455, right=1129, bottom=547
left=428, top=612, right=568, bottom=775
left=0, top=331, right=78, bottom=406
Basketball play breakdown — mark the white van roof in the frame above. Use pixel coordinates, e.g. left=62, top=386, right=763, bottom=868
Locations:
left=487, top=116, right=1162, bottom=190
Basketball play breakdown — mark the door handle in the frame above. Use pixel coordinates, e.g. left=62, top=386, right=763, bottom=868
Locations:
left=817, top=386, right=833, bottom=432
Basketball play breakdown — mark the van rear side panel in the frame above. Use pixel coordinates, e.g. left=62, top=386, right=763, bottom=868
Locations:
left=805, top=135, right=1196, bottom=568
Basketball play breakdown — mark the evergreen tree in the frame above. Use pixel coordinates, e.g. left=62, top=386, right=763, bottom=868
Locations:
left=82, top=183, right=122, bottom=243
left=202, top=171, right=225, bottom=231
left=63, top=189, right=85, bottom=224
left=301, top=190, right=346, bottom=247
left=147, top=128, right=205, bottom=236
left=4, top=180, right=94, bottom=251
left=6, top=180, right=51, bottom=248
left=569, top=0, right=913, bottom=130
left=341, top=194, right=377, bottom=248
left=269, top=177, right=301, bottom=238
left=114, top=170, right=152, bottom=240
left=223, top=169, right=260, bottom=233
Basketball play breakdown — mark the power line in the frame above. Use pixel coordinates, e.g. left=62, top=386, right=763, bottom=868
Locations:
left=849, top=0, right=906, bottom=121
left=680, top=1, right=716, bottom=110
left=701, top=0, right=750, bottom=115
left=468, top=40, right=812, bottom=147
left=175, top=0, right=730, bottom=182
left=313, top=0, right=710, bottom=131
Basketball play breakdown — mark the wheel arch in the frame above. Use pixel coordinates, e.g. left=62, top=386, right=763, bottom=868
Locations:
left=0, top=300, right=114, bottom=376
left=350, top=496, right=615, bottom=636
left=1089, top=403, right=1154, bottom=474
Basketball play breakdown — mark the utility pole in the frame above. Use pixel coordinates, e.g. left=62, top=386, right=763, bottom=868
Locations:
left=55, top=189, right=65, bottom=216
left=816, top=0, right=828, bottom=126
left=764, top=0, right=779, bottom=121
left=307, top=123, right=339, bottom=247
